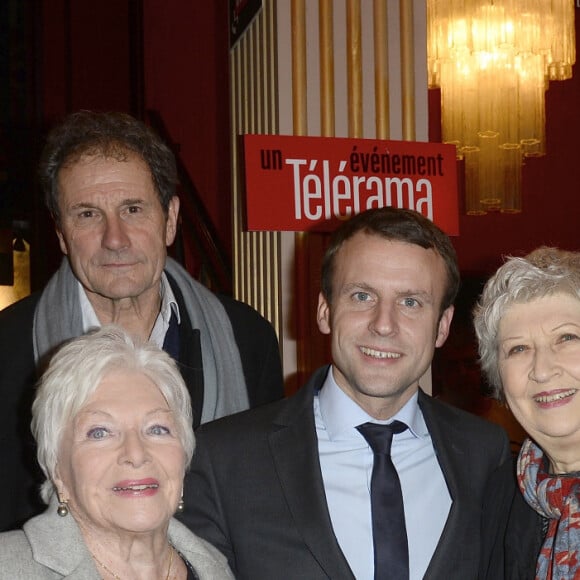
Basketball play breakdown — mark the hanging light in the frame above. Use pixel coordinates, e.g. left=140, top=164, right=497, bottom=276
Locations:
left=427, top=0, right=575, bottom=214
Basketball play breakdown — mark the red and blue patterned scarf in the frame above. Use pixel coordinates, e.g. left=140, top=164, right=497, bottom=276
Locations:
left=517, top=438, right=580, bottom=579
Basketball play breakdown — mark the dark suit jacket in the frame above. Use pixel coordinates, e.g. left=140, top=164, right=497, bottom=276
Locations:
left=479, top=456, right=544, bottom=579
left=0, top=279, right=283, bottom=532
left=180, top=366, right=512, bottom=580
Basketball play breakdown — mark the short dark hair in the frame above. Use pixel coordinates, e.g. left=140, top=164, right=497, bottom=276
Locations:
left=321, top=207, right=460, bottom=314
left=39, top=111, right=178, bottom=226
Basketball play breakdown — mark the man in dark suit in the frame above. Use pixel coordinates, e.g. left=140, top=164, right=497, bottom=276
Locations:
left=0, top=111, right=283, bottom=532
left=180, top=207, right=512, bottom=579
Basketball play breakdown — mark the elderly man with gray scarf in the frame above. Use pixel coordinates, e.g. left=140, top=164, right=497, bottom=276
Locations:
left=0, top=110, right=284, bottom=533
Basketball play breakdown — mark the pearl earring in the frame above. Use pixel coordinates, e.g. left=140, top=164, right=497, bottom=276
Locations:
left=177, top=497, right=184, bottom=513
left=57, top=499, right=69, bottom=517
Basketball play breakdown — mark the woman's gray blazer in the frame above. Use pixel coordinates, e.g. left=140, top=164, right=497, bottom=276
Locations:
left=0, top=498, right=233, bottom=579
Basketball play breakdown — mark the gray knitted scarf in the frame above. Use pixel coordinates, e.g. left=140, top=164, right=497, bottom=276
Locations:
left=32, top=257, right=249, bottom=424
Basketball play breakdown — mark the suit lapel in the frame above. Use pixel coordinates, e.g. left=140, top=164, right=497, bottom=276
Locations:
left=269, top=368, right=356, bottom=580
left=418, top=390, right=467, bottom=577
left=419, top=390, right=463, bottom=498
left=24, top=502, right=101, bottom=578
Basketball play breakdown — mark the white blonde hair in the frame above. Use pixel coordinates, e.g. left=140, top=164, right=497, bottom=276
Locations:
left=31, top=325, right=195, bottom=503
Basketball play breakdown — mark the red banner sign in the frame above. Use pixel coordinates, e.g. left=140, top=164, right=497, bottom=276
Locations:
left=243, top=134, right=459, bottom=235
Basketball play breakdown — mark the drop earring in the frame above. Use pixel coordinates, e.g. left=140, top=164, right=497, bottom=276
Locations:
left=57, top=499, right=69, bottom=517
left=57, top=491, right=69, bottom=517
left=177, top=496, right=184, bottom=513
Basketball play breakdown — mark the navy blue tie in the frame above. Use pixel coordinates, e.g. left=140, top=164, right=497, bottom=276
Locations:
left=357, top=421, right=409, bottom=580
left=162, top=310, right=180, bottom=360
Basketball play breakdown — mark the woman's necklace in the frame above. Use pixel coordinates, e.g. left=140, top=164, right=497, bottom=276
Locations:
left=91, top=544, right=174, bottom=580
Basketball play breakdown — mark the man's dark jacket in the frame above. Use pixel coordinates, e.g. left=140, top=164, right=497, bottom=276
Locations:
left=180, top=366, right=512, bottom=580
left=0, top=278, right=283, bottom=532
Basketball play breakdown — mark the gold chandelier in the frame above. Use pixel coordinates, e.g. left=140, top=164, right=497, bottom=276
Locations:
left=427, top=0, right=575, bottom=214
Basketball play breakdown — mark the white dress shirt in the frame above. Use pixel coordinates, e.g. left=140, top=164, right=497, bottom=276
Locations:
left=315, top=367, right=451, bottom=580
left=78, top=272, right=180, bottom=347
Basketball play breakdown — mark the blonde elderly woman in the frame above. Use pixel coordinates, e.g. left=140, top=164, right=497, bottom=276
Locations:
left=474, top=247, right=580, bottom=580
left=0, top=326, right=233, bottom=579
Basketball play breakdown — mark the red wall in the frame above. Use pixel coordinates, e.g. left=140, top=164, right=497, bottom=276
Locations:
left=38, top=0, right=136, bottom=281
left=41, top=1, right=133, bottom=125
left=142, top=1, right=232, bottom=256
left=39, top=1, right=232, bottom=266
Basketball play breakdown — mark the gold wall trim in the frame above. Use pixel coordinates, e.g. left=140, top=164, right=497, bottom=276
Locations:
left=373, top=0, right=389, bottom=139
left=346, top=0, right=363, bottom=138
left=319, top=0, right=335, bottom=137
left=291, top=0, right=307, bottom=135
left=230, top=0, right=282, bottom=344
left=400, top=0, right=416, bottom=141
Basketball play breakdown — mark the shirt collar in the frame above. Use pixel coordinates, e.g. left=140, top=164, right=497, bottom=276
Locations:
left=158, top=272, right=181, bottom=324
left=318, top=366, right=428, bottom=440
